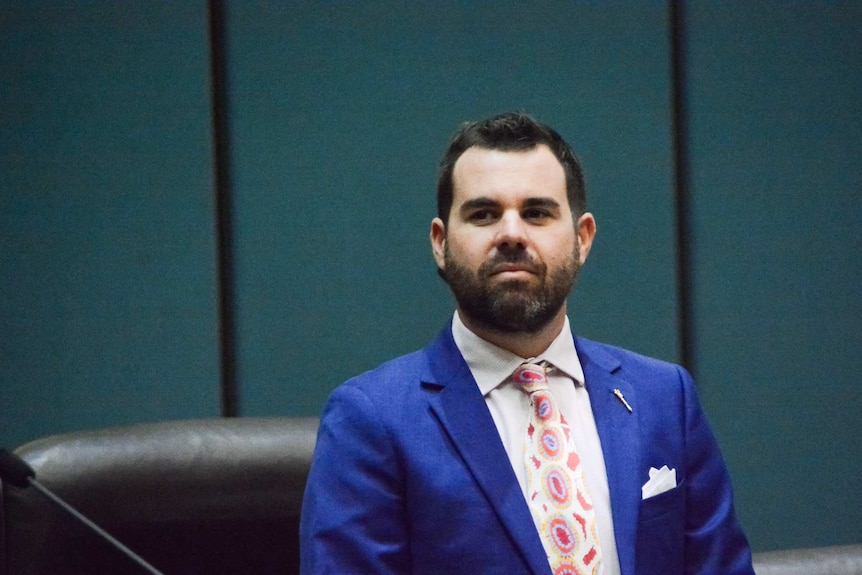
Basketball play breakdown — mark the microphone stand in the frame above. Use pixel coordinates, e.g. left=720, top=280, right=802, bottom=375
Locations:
left=27, top=476, right=165, bottom=575
left=0, top=448, right=164, bottom=575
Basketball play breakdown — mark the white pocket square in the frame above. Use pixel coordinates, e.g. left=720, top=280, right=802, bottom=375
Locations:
left=641, top=465, right=677, bottom=500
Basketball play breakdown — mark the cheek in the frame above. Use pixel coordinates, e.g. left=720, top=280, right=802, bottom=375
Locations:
left=445, top=232, right=491, bottom=263
left=538, top=234, right=578, bottom=265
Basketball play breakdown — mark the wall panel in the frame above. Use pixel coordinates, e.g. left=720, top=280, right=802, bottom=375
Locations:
left=223, top=2, right=678, bottom=416
left=686, top=1, right=862, bottom=550
left=0, top=2, right=220, bottom=449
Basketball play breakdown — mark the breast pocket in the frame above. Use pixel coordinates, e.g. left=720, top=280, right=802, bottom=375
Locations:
left=636, top=481, right=686, bottom=575
left=639, top=480, right=685, bottom=523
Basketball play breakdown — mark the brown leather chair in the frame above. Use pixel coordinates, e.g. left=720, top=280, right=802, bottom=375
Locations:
left=753, top=544, right=862, bottom=575
left=0, top=417, right=318, bottom=575
left=4, top=417, right=861, bottom=575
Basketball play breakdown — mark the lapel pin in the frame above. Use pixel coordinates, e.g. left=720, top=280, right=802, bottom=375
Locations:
left=613, top=389, right=633, bottom=413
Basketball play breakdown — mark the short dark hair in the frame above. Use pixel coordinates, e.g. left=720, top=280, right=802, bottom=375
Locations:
left=436, top=111, right=586, bottom=223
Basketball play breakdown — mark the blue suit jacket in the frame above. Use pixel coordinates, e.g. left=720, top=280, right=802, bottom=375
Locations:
left=300, top=326, right=754, bottom=574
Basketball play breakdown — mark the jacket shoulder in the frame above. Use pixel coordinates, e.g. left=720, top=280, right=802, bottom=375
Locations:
left=575, top=336, right=688, bottom=378
left=342, top=348, right=429, bottom=392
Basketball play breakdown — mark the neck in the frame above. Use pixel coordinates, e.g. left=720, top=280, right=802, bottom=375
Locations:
left=458, top=307, right=567, bottom=358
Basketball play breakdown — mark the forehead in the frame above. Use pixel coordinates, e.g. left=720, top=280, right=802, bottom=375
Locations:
left=451, top=145, right=568, bottom=206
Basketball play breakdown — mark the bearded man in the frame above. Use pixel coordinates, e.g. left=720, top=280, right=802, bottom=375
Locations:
left=300, top=112, right=754, bottom=575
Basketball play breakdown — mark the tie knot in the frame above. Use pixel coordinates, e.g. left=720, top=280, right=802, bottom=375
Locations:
left=512, top=362, right=550, bottom=393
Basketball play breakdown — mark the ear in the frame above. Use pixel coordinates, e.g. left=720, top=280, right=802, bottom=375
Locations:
left=576, top=212, right=596, bottom=265
left=430, top=217, right=447, bottom=270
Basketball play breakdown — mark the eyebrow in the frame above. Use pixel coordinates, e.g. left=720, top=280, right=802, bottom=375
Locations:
left=459, top=197, right=562, bottom=213
left=459, top=197, right=500, bottom=213
left=522, top=198, right=562, bottom=211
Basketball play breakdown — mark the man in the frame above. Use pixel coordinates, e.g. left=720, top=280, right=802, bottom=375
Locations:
left=300, top=112, right=754, bottom=575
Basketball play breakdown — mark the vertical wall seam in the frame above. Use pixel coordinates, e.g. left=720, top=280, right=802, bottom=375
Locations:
left=670, top=0, right=695, bottom=375
left=208, top=0, right=239, bottom=417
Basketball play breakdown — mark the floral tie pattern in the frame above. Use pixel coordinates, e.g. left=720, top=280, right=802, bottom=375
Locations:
left=513, top=362, right=603, bottom=575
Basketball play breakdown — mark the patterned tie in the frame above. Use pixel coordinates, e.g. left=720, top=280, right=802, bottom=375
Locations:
left=513, top=362, right=603, bottom=575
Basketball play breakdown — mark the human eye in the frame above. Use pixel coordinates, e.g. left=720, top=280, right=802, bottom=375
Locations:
left=467, top=208, right=497, bottom=224
left=461, top=199, right=500, bottom=225
left=522, top=199, right=559, bottom=223
left=522, top=207, right=552, bottom=222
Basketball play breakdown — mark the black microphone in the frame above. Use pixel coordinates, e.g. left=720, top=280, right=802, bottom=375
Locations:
left=0, top=447, right=34, bottom=487
left=0, top=448, right=165, bottom=575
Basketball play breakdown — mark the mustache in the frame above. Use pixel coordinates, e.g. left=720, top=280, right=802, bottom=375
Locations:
left=478, top=251, right=544, bottom=276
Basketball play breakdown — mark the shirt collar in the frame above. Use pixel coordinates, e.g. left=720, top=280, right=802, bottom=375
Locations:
left=451, top=311, right=585, bottom=396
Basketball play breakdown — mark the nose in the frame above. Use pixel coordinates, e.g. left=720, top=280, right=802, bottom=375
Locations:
left=495, top=210, right=528, bottom=251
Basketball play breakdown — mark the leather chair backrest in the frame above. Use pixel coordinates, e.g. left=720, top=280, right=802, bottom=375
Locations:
left=0, top=417, right=318, bottom=575
left=5, top=418, right=859, bottom=575
left=753, top=544, right=862, bottom=575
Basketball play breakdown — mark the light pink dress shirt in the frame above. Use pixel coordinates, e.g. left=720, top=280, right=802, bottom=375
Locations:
left=451, top=311, right=621, bottom=575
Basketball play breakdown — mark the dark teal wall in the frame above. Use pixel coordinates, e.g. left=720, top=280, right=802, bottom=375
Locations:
left=685, top=2, right=862, bottom=551
left=1, top=1, right=859, bottom=553
left=0, top=3, right=220, bottom=446
left=223, top=2, right=678, bottom=416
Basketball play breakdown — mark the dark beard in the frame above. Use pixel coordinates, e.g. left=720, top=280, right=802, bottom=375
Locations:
left=442, top=245, right=579, bottom=334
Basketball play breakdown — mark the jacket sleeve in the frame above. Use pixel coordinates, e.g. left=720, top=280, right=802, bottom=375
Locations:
left=300, top=383, right=410, bottom=575
left=679, top=366, right=755, bottom=575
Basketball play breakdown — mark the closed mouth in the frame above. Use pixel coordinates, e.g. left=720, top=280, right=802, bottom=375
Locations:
left=490, top=264, right=538, bottom=276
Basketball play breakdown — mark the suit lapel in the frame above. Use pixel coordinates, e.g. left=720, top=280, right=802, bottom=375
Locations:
left=577, top=337, right=642, bottom=575
left=423, top=328, right=551, bottom=575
